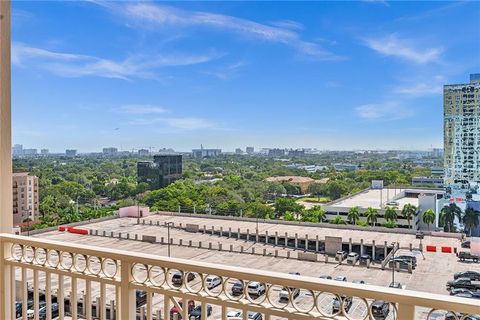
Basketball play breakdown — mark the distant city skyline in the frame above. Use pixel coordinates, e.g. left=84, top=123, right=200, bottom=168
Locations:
left=11, top=1, right=480, bottom=151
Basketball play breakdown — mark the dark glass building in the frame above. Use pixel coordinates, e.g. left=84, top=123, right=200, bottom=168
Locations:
left=137, top=155, right=183, bottom=189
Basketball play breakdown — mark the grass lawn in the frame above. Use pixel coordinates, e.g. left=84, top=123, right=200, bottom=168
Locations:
left=300, top=197, right=331, bottom=203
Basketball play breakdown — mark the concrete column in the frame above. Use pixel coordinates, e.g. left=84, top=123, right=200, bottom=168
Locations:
left=316, top=235, right=319, bottom=252
left=246, top=229, right=250, bottom=241
left=275, top=232, right=278, bottom=246
left=110, top=231, right=114, bottom=237
left=134, top=234, right=138, bottom=241
left=208, top=243, right=212, bottom=250
left=237, top=228, right=241, bottom=240
left=179, top=239, right=183, bottom=246
left=211, top=226, right=215, bottom=235
left=230, top=245, right=233, bottom=252
left=265, top=231, right=269, bottom=244
left=102, top=231, right=106, bottom=237
left=384, top=241, right=388, bottom=259
left=228, top=227, right=231, bottom=238
left=284, top=232, right=288, bottom=248
left=360, top=239, right=364, bottom=256
left=118, top=232, right=122, bottom=239
left=372, top=240, right=376, bottom=261
left=198, top=241, right=202, bottom=248
left=349, top=238, right=352, bottom=253
left=156, top=221, right=160, bottom=226
left=294, top=233, right=298, bottom=249
left=287, top=251, right=290, bottom=259
left=203, top=225, right=206, bottom=234
left=188, top=240, right=192, bottom=247
left=240, top=246, right=244, bottom=253
left=305, top=234, right=309, bottom=251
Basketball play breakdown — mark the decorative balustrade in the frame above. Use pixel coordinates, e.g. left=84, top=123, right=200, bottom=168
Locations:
left=0, top=233, right=478, bottom=320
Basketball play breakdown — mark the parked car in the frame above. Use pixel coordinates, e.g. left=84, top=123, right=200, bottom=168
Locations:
left=226, top=310, right=242, bottom=318
left=170, top=300, right=195, bottom=320
left=279, top=286, right=300, bottom=301
left=231, top=281, right=244, bottom=296
left=334, top=275, right=347, bottom=282
left=27, top=302, right=46, bottom=319
left=15, top=300, right=33, bottom=318
left=288, top=272, right=300, bottom=276
left=396, top=255, right=417, bottom=268
left=189, top=305, right=213, bottom=320
left=247, top=312, right=263, bottom=320
left=247, top=282, right=266, bottom=296
left=172, top=272, right=196, bottom=285
left=359, top=254, right=371, bottom=265
left=352, top=280, right=365, bottom=284
left=450, top=288, right=480, bottom=298
left=319, top=275, right=332, bottom=280
left=332, top=295, right=352, bottom=313
left=454, top=292, right=480, bottom=299
left=336, top=251, right=348, bottom=261
left=38, top=303, right=59, bottom=320
left=389, top=258, right=412, bottom=270
left=136, top=290, right=147, bottom=307
left=205, top=275, right=222, bottom=289
left=389, top=282, right=402, bottom=289
left=454, top=271, right=480, bottom=281
left=447, top=278, right=480, bottom=291
left=457, top=252, right=479, bottom=263
left=445, top=312, right=480, bottom=320
left=371, top=300, right=390, bottom=320
left=347, top=252, right=359, bottom=264
left=461, top=241, right=471, bottom=248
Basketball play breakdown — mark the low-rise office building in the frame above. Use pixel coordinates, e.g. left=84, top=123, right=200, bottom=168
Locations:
left=137, top=154, right=183, bottom=189
left=12, top=172, right=40, bottom=226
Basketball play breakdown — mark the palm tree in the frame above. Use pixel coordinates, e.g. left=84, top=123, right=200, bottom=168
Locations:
left=365, top=207, right=378, bottom=227
left=401, top=203, right=417, bottom=229
left=441, top=203, right=463, bottom=232
left=463, top=208, right=480, bottom=236
left=347, top=206, right=360, bottom=225
left=422, top=209, right=436, bottom=231
left=384, top=206, right=398, bottom=223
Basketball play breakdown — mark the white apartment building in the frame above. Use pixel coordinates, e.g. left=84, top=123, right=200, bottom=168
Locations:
left=12, top=172, right=40, bottom=225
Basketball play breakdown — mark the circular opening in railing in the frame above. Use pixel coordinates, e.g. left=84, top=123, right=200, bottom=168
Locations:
left=266, top=284, right=289, bottom=309
left=224, top=278, right=245, bottom=301
left=367, top=300, right=397, bottom=320
left=11, top=243, right=23, bottom=261
left=73, top=254, right=87, bottom=273
left=316, top=292, right=341, bottom=318
left=292, top=288, right=315, bottom=314
left=87, top=256, right=102, bottom=275
left=184, top=271, right=202, bottom=294
left=166, top=269, right=184, bottom=289
left=148, top=266, right=166, bottom=287
left=46, top=249, right=60, bottom=268
left=34, top=247, right=47, bottom=266
left=245, top=280, right=267, bottom=305
left=340, top=296, right=369, bottom=320
left=23, top=246, right=35, bottom=263
left=60, top=252, right=73, bottom=270
left=101, top=258, right=118, bottom=278
left=131, top=263, right=149, bottom=284
left=203, top=274, right=223, bottom=297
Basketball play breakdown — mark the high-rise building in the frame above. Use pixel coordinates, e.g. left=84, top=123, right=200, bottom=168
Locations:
left=192, top=146, right=222, bottom=158
left=246, top=147, right=254, bottom=154
left=103, top=147, right=118, bottom=155
left=12, top=173, right=40, bottom=225
left=23, top=148, right=37, bottom=156
left=12, top=144, right=23, bottom=156
left=444, top=73, right=480, bottom=199
left=268, top=148, right=286, bottom=157
left=137, top=154, right=183, bottom=189
left=235, top=148, right=243, bottom=154
left=138, top=149, right=150, bottom=156
left=40, top=149, right=49, bottom=155
left=65, top=149, right=77, bottom=157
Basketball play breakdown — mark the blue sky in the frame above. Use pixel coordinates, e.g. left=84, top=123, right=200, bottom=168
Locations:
left=11, top=1, right=480, bottom=152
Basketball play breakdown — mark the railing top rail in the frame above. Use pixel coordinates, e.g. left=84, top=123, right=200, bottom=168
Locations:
left=0, top=233, right=477, bottom=314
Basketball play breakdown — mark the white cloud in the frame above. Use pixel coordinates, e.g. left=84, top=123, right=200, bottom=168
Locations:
left=105, top=2, right=341, bottom=61
left=356, top=102, right=414, bottom=120
left=117, top=105, right=167, bottom=114
left=393, top=75, right=445, bottom=97
left=202, top=60, right=248, bottom=80
left=363, top=34, right=442, bottom=64
left=11, top=42, right=219, bottom=79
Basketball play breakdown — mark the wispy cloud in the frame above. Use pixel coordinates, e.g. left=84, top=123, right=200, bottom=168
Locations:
left=129, top=117, right=215, bottom=130
left=356, top=102, right=414, bottom=121
left=393, top=75, right=445, bottom=97
left=117, top=105, right=167, bottom=114
left=363, top=34, right=442, bottom=64
left=101, top=2, right=341, bottom=61
left=12, top=42, right=220, bottom=80
left=202, top=60, right=248, bottom=80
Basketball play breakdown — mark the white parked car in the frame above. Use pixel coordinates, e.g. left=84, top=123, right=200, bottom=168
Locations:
left=279, top=286, right=300, bottom=301
left=226, top=310, right=242, bottom=318
left=205, top=275, right=222, bottom=289
left=247, top=282, right=266, bottom=296
left=347, top=252, right=359, bottom=264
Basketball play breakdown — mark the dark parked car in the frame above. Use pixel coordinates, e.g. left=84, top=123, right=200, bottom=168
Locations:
left=454, top=271, right=480, bottom=281
left=39, top=303, right=59, bottom=320
left=457, top=252, right=479, bottom=263
left=445, top=312, right=480, bottom=320
left=247, top=312, right=263, bottom=320
left=461, top=241, right=471, bottom=248
left=15, top=301, right=33, bottom=318
left=332, top=295, right=352, bottom=313
left=231, top=281, right=244, bottom=296
left=447, top=278, right=480, bottom=291
left=319, top=275, right=332, bottom=280
left=172, top=272, right=196, bottom=285
left=189, top=305, right=213, bottom=320
left=360, top=254, right=371, bottom=263
left=371, top=300, right=390, bottom=320
left=450, top=288, right=480, bottom=297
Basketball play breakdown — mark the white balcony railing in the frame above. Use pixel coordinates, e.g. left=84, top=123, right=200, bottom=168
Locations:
left=0, top=233, right=478, bottom=320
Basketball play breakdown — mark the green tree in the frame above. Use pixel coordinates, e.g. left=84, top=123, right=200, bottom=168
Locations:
left=39, top=195, right=59, bottom=217
left=440, top=203, right=462, bottom=232
left=365, top=207, right=378, bottom=227
left=307, top=183, right=324, bottom=201
left=329, top=215, right=346, bottom=225
left=284, top=211, right=296, bottom=221
left=384, top=206, right=398, bottom=223
left=463, top=208, right=480, bottom=236
left=274, top=198, right=304, bottom=218
left=401, top=203, right=417, bottom=229
left=347, top=206, right=360, bottom=225
left=301, top=206, right=326, bottom=223
left=422, top=209, right=436, bottom=231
